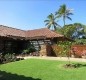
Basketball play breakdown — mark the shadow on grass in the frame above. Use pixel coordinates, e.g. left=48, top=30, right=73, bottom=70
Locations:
left=65, top=63, right=86, bottom=68
left=73, top=63, right=86, bottom=68
left=0, top=70, right=41, bottom=80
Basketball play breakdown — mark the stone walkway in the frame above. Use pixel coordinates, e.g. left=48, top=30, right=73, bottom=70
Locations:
left=18, top=56, right=86, bottom=62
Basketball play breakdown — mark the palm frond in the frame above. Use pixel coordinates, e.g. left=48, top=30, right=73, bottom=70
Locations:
left=67, top=12, right=73, bottom=15
left=55, top=22, right=61, bottom=27
left=55, top=15, right=62, bottom=19
left=45, top=23, right=49, bottom=26
left=44, top=20, right=49, bottom=22
left=55, top=11, right=58, bottom=15
left=66, top=16, right=72, bottom=20
left=44, top=13, right=59, bottom=30
left=47, top=25, right=51, bottom=29
left=47, top=13, right=54, bottom=20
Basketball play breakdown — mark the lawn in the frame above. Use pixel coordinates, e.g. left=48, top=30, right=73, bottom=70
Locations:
left=0, top=59, right=86, bottom=80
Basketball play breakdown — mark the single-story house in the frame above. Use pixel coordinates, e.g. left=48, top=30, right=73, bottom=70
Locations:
left=0, top=25, right=70, bottom=54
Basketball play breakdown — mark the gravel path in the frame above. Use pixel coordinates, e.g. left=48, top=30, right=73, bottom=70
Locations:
left=18, top=56, right=86, bottom=62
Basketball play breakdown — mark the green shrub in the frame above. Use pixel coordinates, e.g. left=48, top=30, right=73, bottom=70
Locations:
left=3, top=53, right=17, bottom=63
left=23, top=49, right=29, bottom=54
left=57, top=41, right=72, bottom=57
left=74, top=39, right=86, bottom=45
left=0, top=53, right=24, bottom=64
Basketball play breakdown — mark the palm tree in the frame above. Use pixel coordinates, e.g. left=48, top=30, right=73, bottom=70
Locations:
left=56, top=4, right=73, bottom=27
left=44, top=13, right=61, bottom=30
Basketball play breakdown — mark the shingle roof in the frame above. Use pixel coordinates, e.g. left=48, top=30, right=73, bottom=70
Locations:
left=0, top=25, right=64, bottom=40
left=0, top=25, right=25, bottom=38
left=26, top=28, right=64, bottom=39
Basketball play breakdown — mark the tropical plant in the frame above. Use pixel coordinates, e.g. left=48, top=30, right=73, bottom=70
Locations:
left=44, top=13, right=61, bottom=30
left=73, top=23, right=85, bottom=39
left=83, top=25, right=86, bottom=38
left=74, top=39, right=86, bottom=45
left=23, top=49, right=29, bottom=54
left=60, top=24, right=75, bottom=38
left=57, top=41, right=72, bottom=64
left=3, top=53, right=17, bottom=63
left=56, top=4, right=73, bottom=26
left=60, top=23, right=86, bottom=39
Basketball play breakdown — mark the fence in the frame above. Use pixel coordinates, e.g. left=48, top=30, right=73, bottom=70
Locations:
left=39, top=44, right=86, bottom=58
left=71, top=45, right=86, bottom=57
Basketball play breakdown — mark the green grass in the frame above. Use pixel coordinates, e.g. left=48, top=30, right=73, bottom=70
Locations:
left=0, top=59, right=86, bottom=80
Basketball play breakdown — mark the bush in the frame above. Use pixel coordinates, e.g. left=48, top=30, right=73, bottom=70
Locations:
left=0, top=53, right=24, bottom=64
left=57, top=41, right=72, bottom=57
left=3, top=53, right=17, bottom=63
left=23, top=49, right=29, bottom=54
left=74, top=39, right=86, bottom=45
left=28, top=46, right=36, bottom=53
left=22, top=45, right=36, bottom=55
left=0, top=53, right=18, bottom=64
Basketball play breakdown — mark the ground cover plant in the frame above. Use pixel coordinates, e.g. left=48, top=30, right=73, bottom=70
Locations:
left=0, top=53, right=24, bottom=64
left=0, top=59, right=86, bottom=80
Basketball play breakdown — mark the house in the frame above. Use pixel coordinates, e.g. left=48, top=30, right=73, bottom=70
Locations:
left=0, top=25, right=69, bottom=55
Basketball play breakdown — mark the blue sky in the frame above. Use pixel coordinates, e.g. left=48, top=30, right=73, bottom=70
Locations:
left=0, top=0, right=86, bottom=30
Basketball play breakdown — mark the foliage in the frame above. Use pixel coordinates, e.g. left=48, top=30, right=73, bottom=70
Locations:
left=65, top=63, right=85, bottom=68
left=83, top=24, right=86, bottom=38
left=28, top=45, right=36, bottom=53
left=22, top=44, right=36, bottom=54
left=57, top=41, right=72, bottom=57
left=74, top=39, right=86, bottom=45
left=59, top=23, right=86, bottom=39
left=44, top=13, right=61, bottom=30
left=60, top=24, right=76, bottom=38
left=0, top=53, right=17, bottom=64
left=4, top=53, right=17, bottom=63
left=23, top=49, right=29, bottom=54
left=55, top=4, right=73, bottom=26
left=44, top=4, right=73, bottom=30
left=73, top=23, right=85, bottom=39
left=44, top=4, right=85, bottom=39
left=56, top=27, right=63, bottom=34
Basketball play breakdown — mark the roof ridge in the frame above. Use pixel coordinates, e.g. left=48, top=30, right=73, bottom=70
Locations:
left=0, top=25, right=26, bottom=32
left=43, top=28, right=64, bottom=36
left=27, top=27, right=48, bottom=31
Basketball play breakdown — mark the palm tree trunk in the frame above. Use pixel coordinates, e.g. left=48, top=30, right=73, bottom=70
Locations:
left=63, top=16, right=65, bottom=27
left=54, top=25, right=57, bottom=31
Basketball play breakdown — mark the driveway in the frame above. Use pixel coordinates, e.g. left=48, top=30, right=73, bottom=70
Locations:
left=19, top=56, right=86, bottom=62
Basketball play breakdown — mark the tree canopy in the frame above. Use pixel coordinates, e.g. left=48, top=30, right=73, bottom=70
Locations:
left=44, top=13, right=61, bottom=30
left=44, top=4, right=73, bottom=30
left=58, top=23, right=86, bottom=39
left=55, top=4, right=73, bottom=26
left=44, top=4, right=86, bottom=44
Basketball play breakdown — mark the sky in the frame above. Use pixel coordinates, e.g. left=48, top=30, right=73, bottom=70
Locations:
left=0, top=0, right=86, bottom=30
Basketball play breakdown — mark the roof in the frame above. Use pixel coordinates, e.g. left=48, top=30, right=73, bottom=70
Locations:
left=0, top=25, right=25, bottom=38
left=26, top=28, right=64, bottom=39
left=0, top=25, right=64, bottom=40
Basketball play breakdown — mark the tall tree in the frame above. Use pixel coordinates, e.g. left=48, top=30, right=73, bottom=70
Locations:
left=44, top=13, right=61, bottom=30
left=83, top=25, right=86, bottom=38
left=60, top=23, right=85, bottom=39
left=56, top=4, right=73, bottom=26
